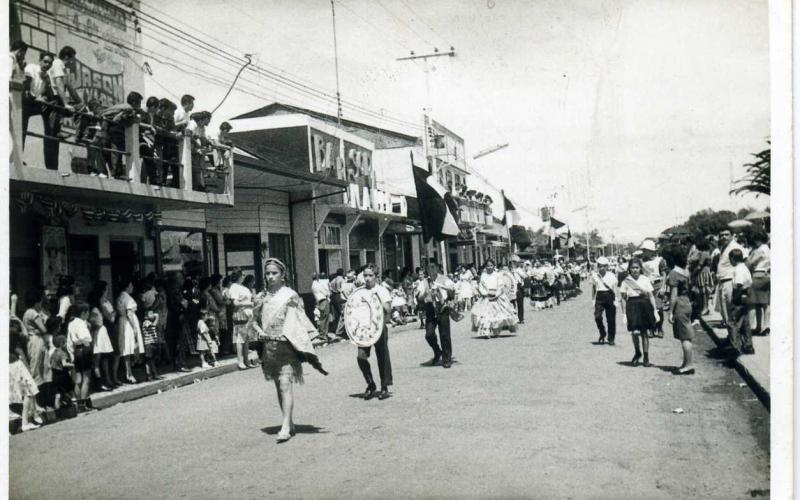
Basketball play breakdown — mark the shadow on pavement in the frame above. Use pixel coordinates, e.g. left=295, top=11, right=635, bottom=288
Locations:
left=261, top=424, right=327, bottom=435
left=615, top=361, right=639, bottom=368
left=471, top=334, right=516, bottom=339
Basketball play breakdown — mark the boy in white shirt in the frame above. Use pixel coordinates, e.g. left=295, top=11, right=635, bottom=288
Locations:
left=730, top=249, right=754, bottom=355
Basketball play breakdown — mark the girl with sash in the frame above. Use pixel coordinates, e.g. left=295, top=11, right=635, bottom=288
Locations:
left=620, top=258, right=660, bottom=367
left=471, top=259, right=518, bottom=338
left=253, top=258, right=328, bottom=443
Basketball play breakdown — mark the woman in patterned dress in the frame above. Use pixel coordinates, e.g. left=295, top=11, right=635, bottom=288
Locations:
left=253, top=258, right=327, bottom=443
left=470, top=259, right=518, bottom=338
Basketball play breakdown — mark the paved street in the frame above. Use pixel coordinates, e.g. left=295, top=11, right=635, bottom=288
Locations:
left=10, top=287, right=769, bottom=500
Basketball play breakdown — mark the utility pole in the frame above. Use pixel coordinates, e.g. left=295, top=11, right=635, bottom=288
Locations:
left=330, top=0, right=342, bottom=124
left=397, top=48, right=456, bottom=273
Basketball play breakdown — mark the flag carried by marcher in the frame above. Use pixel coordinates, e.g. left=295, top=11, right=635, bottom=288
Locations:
left=412, top=156, right=459, bottom=242
left=502, top=192, right=521, bottom=227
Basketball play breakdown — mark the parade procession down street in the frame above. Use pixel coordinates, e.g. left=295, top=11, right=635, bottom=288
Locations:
left=4, top=0, right=790, bottom=499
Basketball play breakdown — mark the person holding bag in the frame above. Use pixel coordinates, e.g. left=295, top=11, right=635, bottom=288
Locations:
left=620, top=258, right=659, bottom=367
left=228, top=270, right=254, bottom=370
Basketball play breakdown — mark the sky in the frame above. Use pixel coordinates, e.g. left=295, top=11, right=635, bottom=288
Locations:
left=139, top=0, right=770, bottom=243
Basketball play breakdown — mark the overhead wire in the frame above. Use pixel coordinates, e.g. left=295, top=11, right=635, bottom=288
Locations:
left=373, top=0, right=437, bottom=49
left=396, top=0, right=452, bottom=49
left=124, top=0, right=424, bottom=129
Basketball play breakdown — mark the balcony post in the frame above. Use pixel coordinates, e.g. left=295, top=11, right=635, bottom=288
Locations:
left=9, top=81, right=24, bottom=169
left=125, top=122, right=140, bottom=182
left=226, top=147, right=234, bottom=198
left=179, top=133, right=192, bottom=191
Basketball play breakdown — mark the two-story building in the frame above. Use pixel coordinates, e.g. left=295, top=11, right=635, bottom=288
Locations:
left=9, top=0, right=235, bottom=300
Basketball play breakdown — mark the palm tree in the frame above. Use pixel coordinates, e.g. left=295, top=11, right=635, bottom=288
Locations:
left=731, top=141, right=770, bottom=197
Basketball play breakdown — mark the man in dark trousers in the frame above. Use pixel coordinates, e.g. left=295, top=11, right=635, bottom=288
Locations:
left=416, top=260, right=456, bottom=368
left=357, top=265, right=393, bottom=400
left=511, top=255, right=527, bottom=324
left=591, top=257, right=619, bottom=345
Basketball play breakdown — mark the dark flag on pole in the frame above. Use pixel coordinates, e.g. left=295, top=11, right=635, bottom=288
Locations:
left=412, top=159, right=459, bottom=243
left=501, top=192, right=521, bottom=227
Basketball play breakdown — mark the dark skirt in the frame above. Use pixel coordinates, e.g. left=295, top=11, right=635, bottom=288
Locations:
left=73, top=344, right=93, bottom=372
left=748, top=274, right=770, bottom=305
left=672, top=296, right=694, bottom=341
left=261, top=340, right=303, bottom=384
left=625, top=296, right=655, bottom=333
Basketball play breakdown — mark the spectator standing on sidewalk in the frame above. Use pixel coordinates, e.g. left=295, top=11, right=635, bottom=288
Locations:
left=730, top=249, right=754, bottom=355
left=329, top=269, right=345, bottom=339
left=715, top=229, right=743, bottom=330
left=665, top=245, right=695, bottom=375
left=746, top=231, right=770, bottom=336
left=311, top=274, right=332, bottom=340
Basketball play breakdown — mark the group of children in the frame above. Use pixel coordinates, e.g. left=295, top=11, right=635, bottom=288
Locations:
left=71, top=92, right=233, bottom=190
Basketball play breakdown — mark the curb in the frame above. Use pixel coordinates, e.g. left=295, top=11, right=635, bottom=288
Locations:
left=699, top=317, right=770, bottom=411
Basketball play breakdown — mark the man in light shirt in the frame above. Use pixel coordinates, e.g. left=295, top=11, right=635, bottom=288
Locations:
left=715, top=229, right=743, bottom=328
left=416, top=261, right=456, bottom=368
left=334, top=269, right=357, bottom=338
left=22, top=52, right=63, bottom=170
left=591, top=257, right=619, bottom=345
left=511, top=255, right=527, bottom=324
left=311, top=273, right=332, bottom=340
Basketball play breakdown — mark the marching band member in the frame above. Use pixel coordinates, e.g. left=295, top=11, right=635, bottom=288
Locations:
left=355, top=264, right=393, bottom=400
left=415, top=261, right=456, bottom=368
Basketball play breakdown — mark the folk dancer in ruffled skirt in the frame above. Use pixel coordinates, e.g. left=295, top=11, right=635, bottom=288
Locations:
left=253, top=258, right=328, bottom=443
left=471, top=259, right=518, bottom=338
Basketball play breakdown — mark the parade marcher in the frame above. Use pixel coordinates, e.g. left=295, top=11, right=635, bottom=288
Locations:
left=620, top=258, right=659, bottom=367
left=511, top=256, right=527, bottom=323
left=116, top=278, right=144, bottom=384
left=329, top=268, right=345, bottom=339
left=640, top=239, right=667, bottom=337
left=350, top=264, right=394, bottom=398
left=334, top=269, right=357, bottom=338
left=529, top=261, right=549, bottom=310
left=665, top=245, right=695, bottom=375
left=471, top=259, right=518, bottom=338
left=456, top=266, right=475, bottom=312
left=253, top=258, right=328, bottom=443
left=413, top=268, right=427, bottom=329
left=415, top=261, right=456, bottom=368
left=591, top=257, right=618, bottom=345
left=311, top=274, right=332, bottom=339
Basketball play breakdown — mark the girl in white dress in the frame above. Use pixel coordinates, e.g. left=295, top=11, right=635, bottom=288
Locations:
left=470, top=259, right=519, bottom=338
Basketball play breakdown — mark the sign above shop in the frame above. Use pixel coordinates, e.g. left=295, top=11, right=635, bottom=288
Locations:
left=310, top=130, right=407, bottom=217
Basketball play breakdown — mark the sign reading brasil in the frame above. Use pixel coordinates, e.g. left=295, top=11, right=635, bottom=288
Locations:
left=310, top=130, right=407, bottom=217
left=68, top=59, right=125, bottom=107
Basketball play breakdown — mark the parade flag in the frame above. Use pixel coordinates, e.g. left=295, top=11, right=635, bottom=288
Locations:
left=412, top=159, right=459, bottom=243
left=502, top=193, right=521, bottom=227
left=548, top=217, right=566, bottom=238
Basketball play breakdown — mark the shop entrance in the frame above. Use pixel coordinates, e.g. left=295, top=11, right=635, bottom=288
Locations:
left=110, top=239, right=142, bottom=296
left=224, top=233, right=262, bottom=289
left=68, top=235, right=99, bottom=302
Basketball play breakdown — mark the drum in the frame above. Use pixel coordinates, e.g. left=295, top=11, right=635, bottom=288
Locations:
left=344, top=287, right=385, bottom=347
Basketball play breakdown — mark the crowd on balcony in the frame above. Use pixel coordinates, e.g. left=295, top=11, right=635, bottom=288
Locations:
left=10, top=40, right=233, bottom=192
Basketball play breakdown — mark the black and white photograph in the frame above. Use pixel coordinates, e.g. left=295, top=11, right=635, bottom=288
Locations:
left=2, top=0, right=795, bottom=498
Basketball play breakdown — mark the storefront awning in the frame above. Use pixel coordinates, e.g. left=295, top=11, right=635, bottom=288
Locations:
left=233, top=154, right=347, bottom=192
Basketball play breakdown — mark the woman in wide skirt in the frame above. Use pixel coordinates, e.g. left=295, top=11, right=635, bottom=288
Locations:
left=620, top=258, right=659, bottom=367
left=471, top=259, right=518, bottom=338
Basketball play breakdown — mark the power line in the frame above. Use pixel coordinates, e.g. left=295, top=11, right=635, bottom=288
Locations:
left=127, top=0, right=424, bottom=129
left=373, top=0, right=437, bottom=49
left=396, top=0, right=451, bottom=49
left=335, top=0, right=415, bottom=54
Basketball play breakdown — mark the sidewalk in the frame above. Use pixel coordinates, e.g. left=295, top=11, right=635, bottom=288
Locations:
left=700, top=310, right=770, bottom=409
left=11, top=321, right=423, bottom=433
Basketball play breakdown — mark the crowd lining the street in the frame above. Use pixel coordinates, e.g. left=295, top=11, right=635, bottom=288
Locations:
left=590, top=228, right=770, bottom=375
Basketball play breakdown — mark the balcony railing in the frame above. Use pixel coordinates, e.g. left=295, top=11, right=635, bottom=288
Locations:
left=9, top=81, right=234, bottom=203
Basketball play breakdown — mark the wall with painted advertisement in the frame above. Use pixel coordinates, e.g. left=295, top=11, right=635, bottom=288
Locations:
left=12, top=0, right=144, bottom=107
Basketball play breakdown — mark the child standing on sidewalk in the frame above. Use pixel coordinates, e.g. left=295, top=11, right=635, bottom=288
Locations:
left=50, top=335, right=75, bottom=410
left=141, top=309, right=162, bottom=381
left=730, top=249, right=754, bottom=355
left=196, top=308, right=217, bottom=368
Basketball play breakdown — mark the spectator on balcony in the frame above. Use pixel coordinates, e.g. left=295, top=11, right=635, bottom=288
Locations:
left=9, top=39, right=27, bottom=82
left=213, top=121, right=233, bottom=170
left=22, top=52, right=65, bottom=170
left=187, top=111, right=212, bottom=191
left=49, top=46, right=79, bottom=109
left=139, top=96, right=160, bottom=185
left=174, top=94, right=195, bottom=132
left=155, top=98, right=181, bottom=187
